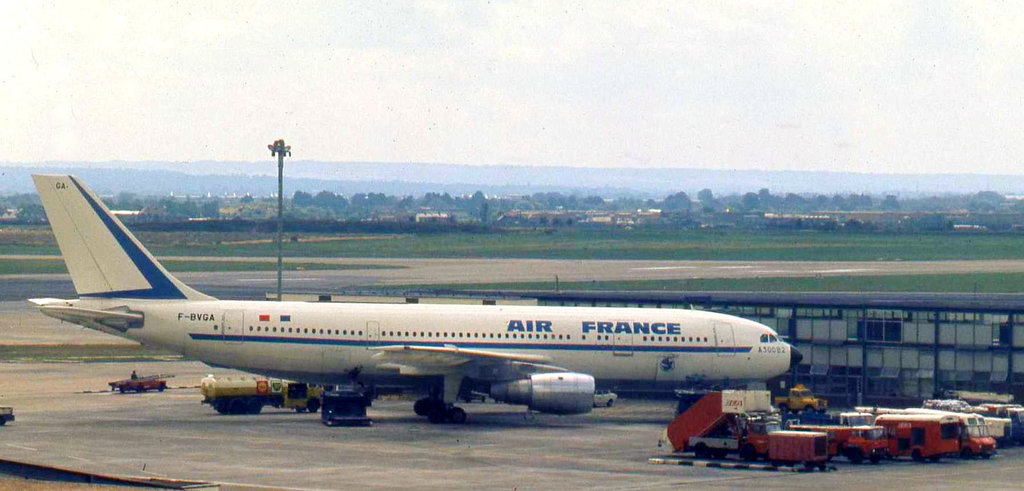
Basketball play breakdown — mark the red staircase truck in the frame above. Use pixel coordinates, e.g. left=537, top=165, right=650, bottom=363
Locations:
left=767, top=431, right=829, bottom=469
left=873, top=413, right=960, bottom=462
left=666, top=390, right=781, bottom=461
left=788, top=424, right=890, bottom=463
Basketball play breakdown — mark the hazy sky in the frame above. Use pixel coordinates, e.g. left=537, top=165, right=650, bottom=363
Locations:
left=3, top=2, right=1023, bottom=173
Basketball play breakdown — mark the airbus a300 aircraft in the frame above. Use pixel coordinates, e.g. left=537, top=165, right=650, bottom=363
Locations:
left=29, top=175, right=800, bottom=424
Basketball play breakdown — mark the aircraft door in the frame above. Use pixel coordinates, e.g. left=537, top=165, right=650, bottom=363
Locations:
left=364, top=321, right=380, bottom=348
left=713, top=322, right=735, bottom=357
left=613, top=329, right=633, bottom=356
left=221, top=310, right=244, bottom=343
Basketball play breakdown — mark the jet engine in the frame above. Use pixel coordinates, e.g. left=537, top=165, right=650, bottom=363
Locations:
left=489, top=372, right=595, bottom=415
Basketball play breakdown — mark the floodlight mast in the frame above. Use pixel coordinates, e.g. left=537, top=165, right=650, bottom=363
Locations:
left=267, top=139, right=291, bottom=301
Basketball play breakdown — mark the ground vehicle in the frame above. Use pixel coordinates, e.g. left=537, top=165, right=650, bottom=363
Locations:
left=200, top=375, right=322, bottom=415
left=593, top=390, right=618, bottom=407
left=874, top=413, right=961, bottom=461
left=838, top=412, right=874, bottom=426
left=0, top=407, right=13, bottom=426
left=789, top=424, right=889, bottom=463
left=108, top=373, right=170, bottom=393
left=666, top=390, right=781, bottom=460
left=976, top=404, right=1024, bottom=444
left=859, top=407, right=997, bottom=459
left=321, top=389, right=373, bottom=426
left=775, top=385, right=827, bottom=413
left=767, top=431, right=829, bottom=469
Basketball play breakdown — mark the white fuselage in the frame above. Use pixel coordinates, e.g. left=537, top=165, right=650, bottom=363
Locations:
left=79, top=297, right=791, bottom=387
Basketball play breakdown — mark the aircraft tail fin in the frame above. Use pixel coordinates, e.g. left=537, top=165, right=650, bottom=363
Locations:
left=32, top=175, right=213, bottom=301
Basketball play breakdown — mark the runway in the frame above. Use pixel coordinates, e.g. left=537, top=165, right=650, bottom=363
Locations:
left=6, top=257, right=1024, bottom=302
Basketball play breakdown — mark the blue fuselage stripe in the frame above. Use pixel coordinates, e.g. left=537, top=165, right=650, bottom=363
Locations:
left=188, top=333, right=752, bottom=354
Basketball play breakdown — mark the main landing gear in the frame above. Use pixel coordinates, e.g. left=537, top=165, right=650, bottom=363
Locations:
left=414, top=397, right=467, bottom=424
left=414, top=374, right=468, bottom=424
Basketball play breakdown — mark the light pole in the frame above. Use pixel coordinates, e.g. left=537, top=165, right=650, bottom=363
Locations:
left=267, top=139, right=291, bottom=301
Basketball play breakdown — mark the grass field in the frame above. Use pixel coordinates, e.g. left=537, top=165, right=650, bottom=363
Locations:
left=407, top=272, right=1024, bottom=294
left=0, top=344, right=183, bottom=363
left=3, top=228, right=1024, bottom=261
left=0, top=258, right=400, bottom=275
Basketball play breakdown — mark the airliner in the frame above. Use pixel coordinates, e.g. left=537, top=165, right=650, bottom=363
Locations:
left=28, top=175, right=800, bottom=424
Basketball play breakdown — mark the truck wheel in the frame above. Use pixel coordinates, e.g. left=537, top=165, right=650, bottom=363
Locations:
left=869, top=454, right=881, bottom=464
left=119, top=387, right=126, bottom=393
left=413, top=399, right=429, bottom=416
left=847, top=449, right=863, bottom=464
left=229, top=399, right=247, bottom=415
left=158, top=385, right=165, bottom=392
left=960, top=448, right=974, bottom=459
left=739, top=445, right=757, bottom=461
left=911, top=449, right=923, bottom=462
left=247, top=400, right=263, bottom=415
left=981, top=452, right=992, bottom=460
left=307, top=399, right=320, bottom=413
left=694, top=443, right=710, bottom=459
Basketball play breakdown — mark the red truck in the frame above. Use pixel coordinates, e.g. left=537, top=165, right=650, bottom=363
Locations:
left=108, top=373, right=171, bottom=393
left=789, top=424, right=889, bottom=463
left=874, top=413, right=960, bottom=461
left=666, top=390, right=781, bottom=460
left=767, top=431, right=829, bottom=469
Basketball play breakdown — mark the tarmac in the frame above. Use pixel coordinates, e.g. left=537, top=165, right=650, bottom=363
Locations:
left=2, top=360, right=1024, bottom=490
left=6, top=262, right=1024, bottom=489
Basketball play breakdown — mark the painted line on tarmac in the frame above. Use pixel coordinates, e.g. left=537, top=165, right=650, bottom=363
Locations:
left=649, top=457, right=834, bottom=472
left=5, top=444, right=37, bottom=452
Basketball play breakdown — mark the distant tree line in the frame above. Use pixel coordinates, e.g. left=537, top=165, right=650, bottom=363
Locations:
left=4, top=188, right=1024, bottom=224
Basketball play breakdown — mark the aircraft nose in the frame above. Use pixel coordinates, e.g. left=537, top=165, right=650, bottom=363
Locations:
left=789, top=345, right=803, bottom=368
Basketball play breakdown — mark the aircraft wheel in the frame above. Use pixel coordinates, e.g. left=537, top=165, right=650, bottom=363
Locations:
left=414, top=399, right=430, bottom=416
left=428, top=406, right=447, bottom=424
left=449, top=407, right=467, bottom=424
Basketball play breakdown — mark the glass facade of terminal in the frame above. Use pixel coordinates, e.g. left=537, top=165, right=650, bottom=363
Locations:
left=536, top=295, right=1024, bottom=406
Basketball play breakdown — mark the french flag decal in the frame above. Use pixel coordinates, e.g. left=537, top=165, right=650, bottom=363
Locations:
left=280, top=315, right=291, bottom=322
left=258, top=314, right=270, bottom=322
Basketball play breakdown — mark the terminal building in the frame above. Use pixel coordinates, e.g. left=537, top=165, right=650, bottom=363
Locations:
left=523, top=291, right=1024, bottom=406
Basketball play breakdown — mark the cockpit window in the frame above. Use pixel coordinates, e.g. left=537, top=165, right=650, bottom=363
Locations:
left=760, top=334, right=769, bottom=343
left=769, top=335, right=778, bottom=343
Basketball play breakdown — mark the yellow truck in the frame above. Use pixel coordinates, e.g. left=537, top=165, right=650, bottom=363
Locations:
left=200, top=375, right=322, bottom=415
left=775, top=385, right=827, bottom=413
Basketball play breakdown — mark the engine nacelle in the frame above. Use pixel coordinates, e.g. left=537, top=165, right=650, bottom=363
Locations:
left=489, top=372, right=595, bottom=415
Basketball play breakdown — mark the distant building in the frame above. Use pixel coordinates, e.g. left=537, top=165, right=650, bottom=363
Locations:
left=415, top=212, right=455, bottom=224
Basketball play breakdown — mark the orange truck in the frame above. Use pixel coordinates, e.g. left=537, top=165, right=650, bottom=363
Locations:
left=874, top=413, right=961, bottom=461
left=788, top=424, right=889, bottom=463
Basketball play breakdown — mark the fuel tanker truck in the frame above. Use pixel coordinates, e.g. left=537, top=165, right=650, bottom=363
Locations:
left=200, top=375, right=322, bottom=415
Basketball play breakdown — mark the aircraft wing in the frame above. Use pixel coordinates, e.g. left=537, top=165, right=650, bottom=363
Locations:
left=370, top=344, right=566, bottom=378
